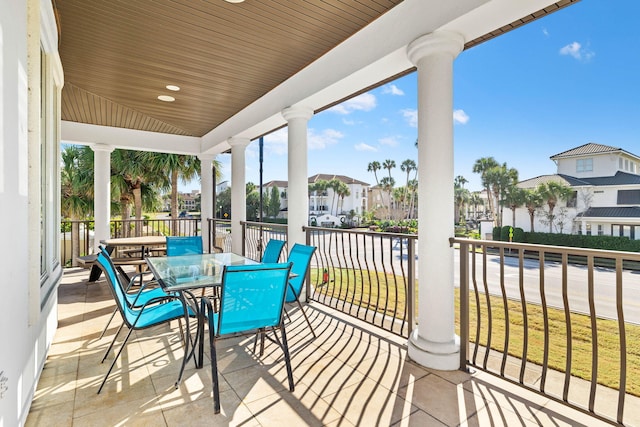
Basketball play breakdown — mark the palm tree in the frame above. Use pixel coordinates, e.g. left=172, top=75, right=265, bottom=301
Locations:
left=485, top=163, right=518, bottom=228
left=61, top=145, right=94, bottom=266
left=336, top=181, right=351, bottom=214
left=502, top=185, right=526, bottom=228
left=401, top=159, right=416, bottom=216
left=367, top=161, right=381, bottom=187
left=380, top=176, right=395, bottom=219
left=537, top=181, right=574, bottom=233
left=407, top=180, right=418, bottom=219
left=454, top=175, right=468, bottom=189
left=147, top=153, right=201, bottom=235
left=314, top=179, right=329, bottom=212
left=454, top=185, right=470, bottom=224
left=382, top=159, right=396, bottom=179
left=468, top=192, right=483, bottom=220
left=472, top=157, right=500, bottom=224
left=522, top=188, right=544, bottom=232
left=328, top=178, right=341, bottom=215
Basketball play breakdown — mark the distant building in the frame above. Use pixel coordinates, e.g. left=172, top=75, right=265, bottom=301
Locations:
left=263, top=174, right=370, bottom=224
left=508, top=143, right=640, bottom=238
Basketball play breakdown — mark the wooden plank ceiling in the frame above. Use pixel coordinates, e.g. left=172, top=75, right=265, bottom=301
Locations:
left=56, top=0, right=403, bottom=137
left=56, top=0, right=579, bottom=138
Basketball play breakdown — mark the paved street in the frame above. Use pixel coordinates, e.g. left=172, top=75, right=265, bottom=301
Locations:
left=454, top=251, right=640, bottom=324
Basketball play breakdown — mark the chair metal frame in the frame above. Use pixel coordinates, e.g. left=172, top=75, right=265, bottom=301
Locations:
left=166, top=235, right=204, bottom=256
left=200, top=262, right=295, bottom=414
left=94, top=252, right=191, bottom=394
left=285, top=243, right=318, bottom=338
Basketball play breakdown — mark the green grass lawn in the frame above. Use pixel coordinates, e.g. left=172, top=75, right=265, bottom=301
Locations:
left=311, top=267, right=640, bottom=395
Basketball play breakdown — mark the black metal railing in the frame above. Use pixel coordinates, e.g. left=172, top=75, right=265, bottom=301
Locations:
left=237, top=222, right=416, bottom=337
left=61, top=217, right=201, bottom=266
left=453, top=237, right=640, bottom=426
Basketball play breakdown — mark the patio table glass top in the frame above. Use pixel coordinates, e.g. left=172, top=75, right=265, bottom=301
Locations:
left=146, top=252, right=258, bottom=291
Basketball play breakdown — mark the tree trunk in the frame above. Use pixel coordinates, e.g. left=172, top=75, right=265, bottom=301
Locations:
left=121, top=200, right=131, bottom=237
left=133, top=186, right=143, bottom=236
left=71, top=220, right=80, bottom=267
left=171, top=170, right=179, bottom=236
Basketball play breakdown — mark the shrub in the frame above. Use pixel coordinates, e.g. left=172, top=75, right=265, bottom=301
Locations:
left=492, top=226, right=501, bottom=241
left=523, top=232, right=640, bottom=252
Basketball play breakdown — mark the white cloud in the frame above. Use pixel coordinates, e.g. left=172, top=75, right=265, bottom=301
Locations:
left=355, top=143, right=377, bottom=152
left=401, top=109, right=417, bottom=128
left=264, top=128, right=288, bottom=155
left=542, top=27, right=549, bottom=37
left=382, top=84, right=404, bottom=96
left=309, top=128, right=344, bottom=150
left=342, top=118, right=355, bottom=126
left=559, top=41, right=595, bottom=62
left=378, top=136, right=399, bottom=147
left=453, top=109, right=470, bottom=125
left=327, top=93, right=377, bottom=114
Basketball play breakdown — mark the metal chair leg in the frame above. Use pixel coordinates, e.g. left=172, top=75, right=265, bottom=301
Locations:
left=97, top=326, right=135, bottom=394
left=101, top=321, right=125, bottom=363
left=99, top=308, right=118, bottom=339
left=294, top=298, right=316, bottom=338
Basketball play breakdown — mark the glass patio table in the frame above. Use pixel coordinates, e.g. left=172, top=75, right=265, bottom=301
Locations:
left=145, top=252, right=258, bottom=291
left=145, top=252, right=259, bottom=386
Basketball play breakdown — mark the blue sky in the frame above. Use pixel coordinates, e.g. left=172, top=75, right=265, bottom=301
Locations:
left=186, top=0, right=640, bottom=193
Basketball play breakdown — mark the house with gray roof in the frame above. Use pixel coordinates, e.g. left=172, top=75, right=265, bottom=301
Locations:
left=511, top=143, right=640, bottom=238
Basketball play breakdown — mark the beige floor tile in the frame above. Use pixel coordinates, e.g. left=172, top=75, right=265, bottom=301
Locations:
left=391, top=409, right=448, bottom=427
left=72, top=399, right=167, bottom=427
left=25, top=400, right=74, bottom=427
left=293, top=353, right=367, bottom=398
left=30, top=372, right=77, bottom=411
left=323, top=377, right=419, bottom=426
left=355, top=352, right=430, bottom=392
left=162, top=389, right=258, bottom=427
left=398, top=373, right=485, bottom=426
left=244, top=385, right=344, bottom=427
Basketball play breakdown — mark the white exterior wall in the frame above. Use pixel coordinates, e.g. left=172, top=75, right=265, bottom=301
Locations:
left=557, top=154, right=625, bottom=178
left=0, top=0, right=63, bottom=425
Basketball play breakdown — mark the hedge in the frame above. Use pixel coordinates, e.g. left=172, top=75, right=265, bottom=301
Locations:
left=523, top=232, right=640, bottom=252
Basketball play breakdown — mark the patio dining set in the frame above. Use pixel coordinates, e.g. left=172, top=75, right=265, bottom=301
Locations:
left=92, top=235, right=317, bottom=414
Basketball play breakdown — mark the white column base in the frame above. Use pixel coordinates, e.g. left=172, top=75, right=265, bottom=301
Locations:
left=407, top=328, right=460, bottom=370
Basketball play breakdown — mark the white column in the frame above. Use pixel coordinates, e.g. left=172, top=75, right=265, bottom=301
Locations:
left=228, top=137, right=250, bottom=254
left=199, top=153, right=215, bottom=252
left=581, top=219, right=587, bottom=235
left=282, top=106, right=314, bottom=246
left=407, top=31, right=464, bottom=370
left=91, top=143, right=114, bottom=253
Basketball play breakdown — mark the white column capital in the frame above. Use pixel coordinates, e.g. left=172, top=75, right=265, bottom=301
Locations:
left=198, top=153, right=217, bottom=162
left=282, top=105, right=314, bottom=122
left=90, top=143, right=115, bottom=153
left=407, top=31, right=465, bottom=65
left=227, top=137, right=250, bottom=148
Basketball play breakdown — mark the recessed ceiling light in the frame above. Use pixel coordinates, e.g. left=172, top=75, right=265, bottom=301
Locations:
left=166, top=85, right=180, bottom=91
left=225, top=0, right=245, bottom=3
left=158, top=95, right=175, bottom=102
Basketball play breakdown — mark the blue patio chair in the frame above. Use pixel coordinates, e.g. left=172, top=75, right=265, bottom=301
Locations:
left=166, top=236, right=203, bottom=256
left=285, top=243, right=318, bottom=338
left=94, top=251, right=192, bottom=394
left=98, top=246, right=169, bottom=339
left=261, top=239, right=286, bottom=263
left=200, top=262, right=295, bottom=414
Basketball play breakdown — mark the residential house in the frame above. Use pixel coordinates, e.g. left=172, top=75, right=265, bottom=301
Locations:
left=508, top=143, right=640, bottom=238
left=264, top=174, right=369, bottom=224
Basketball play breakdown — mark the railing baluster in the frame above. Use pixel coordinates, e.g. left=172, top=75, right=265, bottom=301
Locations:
left=562, top=252, right=572, bottom=402
left=587, top=255, right=598, bottom=413
left=471, top=242, right=480, bottom=366
left=518, top=247, right=528, bottom=384
left=540, top=250, right=549, bottom=394
left=616, top=258, right=626, bottom=424
left=499, top=246, right=509, bottom=377
left=482, top=247, right=492, bottom=370
left=459, top=240, right=469, bottom=371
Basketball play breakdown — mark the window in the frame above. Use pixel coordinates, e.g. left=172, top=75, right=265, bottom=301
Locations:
left=566, top=191, right=578, bottom=208
left=617, top=189, right=640, bottom=204
left=598, top=225, right=603, bottom=236
left=625, top=159, right=630, bottom=171
left=620, top=158, right=624, bottom=169
left=576, top=158, right=593, bottom=172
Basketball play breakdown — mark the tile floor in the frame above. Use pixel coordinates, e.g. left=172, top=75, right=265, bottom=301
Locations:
left=26, top=267, right=618, bottom=426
